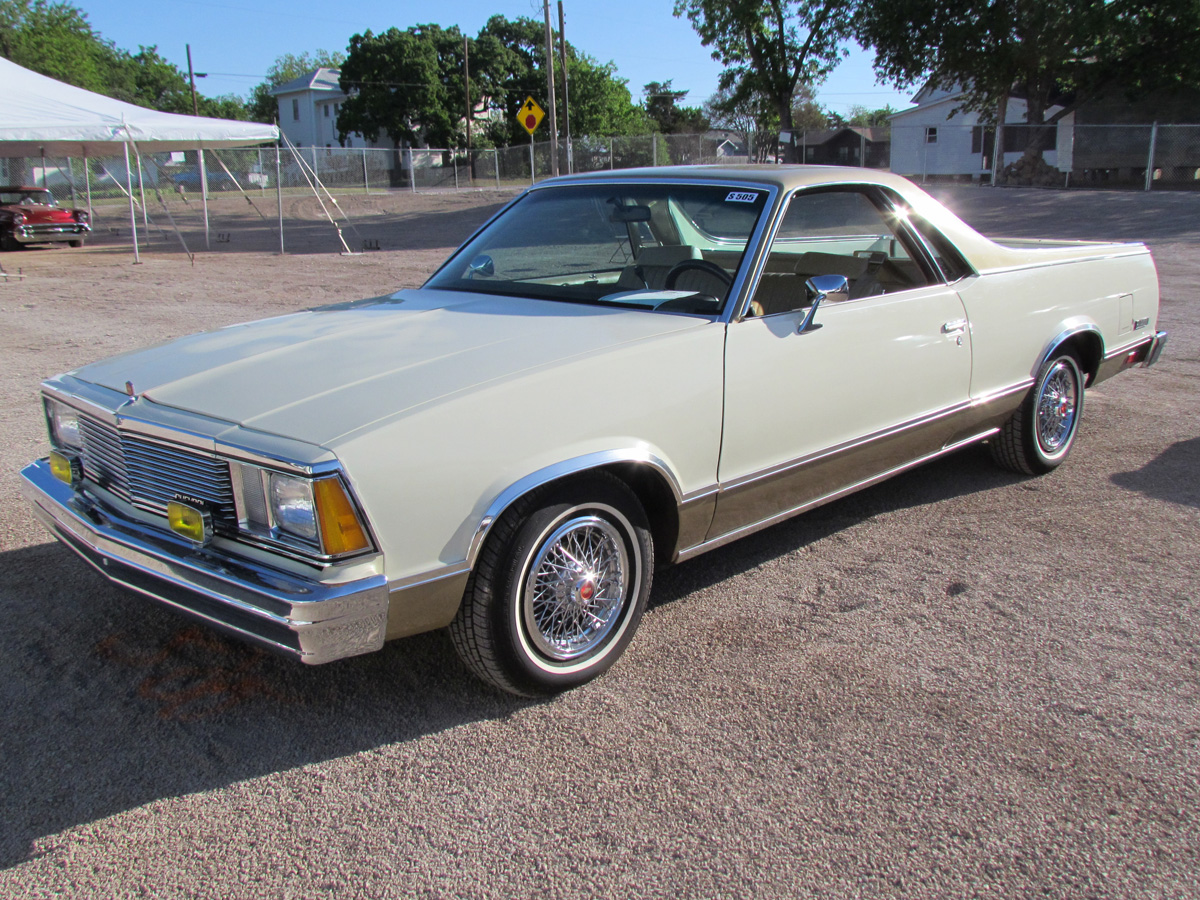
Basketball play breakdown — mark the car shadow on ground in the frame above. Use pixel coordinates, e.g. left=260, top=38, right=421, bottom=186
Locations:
left=0, top=444, right=1016, bottom=868
left=1110, top=437, right=1200, bottom=509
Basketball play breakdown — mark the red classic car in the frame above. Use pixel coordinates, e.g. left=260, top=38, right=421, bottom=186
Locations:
left=0, top=186, right=90, bottom=251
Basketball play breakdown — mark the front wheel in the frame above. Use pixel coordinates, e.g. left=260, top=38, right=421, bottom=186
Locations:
left=990, top=351, right=1084, bottom=475
left=449, top=473, right=653, bottom=696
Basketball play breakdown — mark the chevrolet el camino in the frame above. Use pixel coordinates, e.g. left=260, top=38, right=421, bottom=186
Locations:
left=21, top=166, right=1167, bottom=695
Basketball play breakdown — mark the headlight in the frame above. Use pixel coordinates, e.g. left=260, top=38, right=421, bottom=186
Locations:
left=46, top=399, right=83, bottom=450
left=269, top=473, right=319, bottom=543
left=231, top=463, right=371, bottom=558
left=74, top=210, right=90, bottom=223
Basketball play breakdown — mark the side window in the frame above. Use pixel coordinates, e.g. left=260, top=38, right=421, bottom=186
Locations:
left=905, top=212, right=974, bottom=283
left=746, top=190, right=933, bottom=317
left=292, top=98, right=300, bottom=121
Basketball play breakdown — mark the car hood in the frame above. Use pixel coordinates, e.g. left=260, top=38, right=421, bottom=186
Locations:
left=72, top=288, right=711, bottom=447
left=6, top=204, right=75, bottom=223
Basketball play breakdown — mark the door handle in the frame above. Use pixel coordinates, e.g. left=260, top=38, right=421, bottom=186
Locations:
left=941, top=319, right=967, bottom=335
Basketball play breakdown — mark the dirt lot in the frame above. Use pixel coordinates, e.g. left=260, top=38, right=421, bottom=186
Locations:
left=0, top=183, right=1196, bottom=899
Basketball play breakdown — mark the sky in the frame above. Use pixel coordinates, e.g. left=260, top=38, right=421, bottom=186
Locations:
left=82, top=0, right=917, bottom=117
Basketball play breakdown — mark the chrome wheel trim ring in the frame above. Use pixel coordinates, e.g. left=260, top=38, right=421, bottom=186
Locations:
left=515, top=503, right=640, bottom=673
left=1035, top=360, right=1079, bottom=457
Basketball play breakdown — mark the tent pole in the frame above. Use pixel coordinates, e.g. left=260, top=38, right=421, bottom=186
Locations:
left=67, top=158, right=78, bottom=207
left=199, top=147, right=210, bottom=250
left=135, top=146, right=148, bottom=231
left=123, top=141, right=140, bottom=264
left=275, top=143, right=284, bottom=255
left=84, top=153, right=92, bottom=219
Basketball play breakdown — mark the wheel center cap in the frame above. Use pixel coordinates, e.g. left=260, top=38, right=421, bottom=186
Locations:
left=576, top=579, right=595, bottom=603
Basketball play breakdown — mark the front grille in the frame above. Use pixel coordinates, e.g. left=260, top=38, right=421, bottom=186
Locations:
left=78, top=415, right=237, bottom=527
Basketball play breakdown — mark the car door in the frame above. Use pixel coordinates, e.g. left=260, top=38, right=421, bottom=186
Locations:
left=709, top=186, right=974, bottom=541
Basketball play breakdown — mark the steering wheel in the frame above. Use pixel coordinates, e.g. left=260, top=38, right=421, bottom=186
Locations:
left=664, top=259, right=734, bottom=296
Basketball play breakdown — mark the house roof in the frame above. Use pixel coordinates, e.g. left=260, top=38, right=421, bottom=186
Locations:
left=271, top=68, right=344, bottom=97
left=801, top=126, right=889, bottom=144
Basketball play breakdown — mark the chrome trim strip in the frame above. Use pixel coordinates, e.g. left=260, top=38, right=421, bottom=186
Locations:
left=720, top=399, right=981, bottom=495
left=677, top=429, right=999, bottom=562
left=466, top=449, right=688, bottom=568
left=21, top=459, right=389, bottom=664
left=1035, top=321, right=1105, bottom=377
left=976, top=245, right=1149, bottom=276
left=1102, top=333, right=1154, bottom=362
left=388, top=562, right=472, bottom=594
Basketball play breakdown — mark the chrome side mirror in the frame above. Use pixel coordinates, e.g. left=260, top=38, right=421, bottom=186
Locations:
left=797, top=274, right=850, bottom=334
left=467, top=254, right=495, bottom=278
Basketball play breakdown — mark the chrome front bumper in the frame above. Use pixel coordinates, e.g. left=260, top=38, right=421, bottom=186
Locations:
left=20, top=458, right=389, bottom=664
left=12, top=223, right=91, bottom=243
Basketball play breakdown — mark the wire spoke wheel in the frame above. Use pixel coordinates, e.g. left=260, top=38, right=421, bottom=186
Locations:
left=1036, top=361, right=1078, bottom=455
left=523, top=515, right=628, bottom=661
left=449, top=473, right=653, bottom=696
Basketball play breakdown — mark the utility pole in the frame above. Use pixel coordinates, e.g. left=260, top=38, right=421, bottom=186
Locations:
left=186, top=44, right=200, bottom=116
left=558, top=1, right=571, bottom=174
left=542, top=0, right=559, bottom=177
left=464, top=36, right=471, bottom=157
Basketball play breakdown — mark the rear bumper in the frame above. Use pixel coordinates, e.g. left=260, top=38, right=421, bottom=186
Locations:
left=20, top=458, right=389, bottom=664
left=1144, top=330, right=1168, bottom=368
left=12, top=222, right=90, bottom=244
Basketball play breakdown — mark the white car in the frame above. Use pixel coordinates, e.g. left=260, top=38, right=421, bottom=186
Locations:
left=21, top=166, right=1167, bottom=695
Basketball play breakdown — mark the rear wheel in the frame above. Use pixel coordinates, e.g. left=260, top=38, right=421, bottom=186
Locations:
left=990, top=351, right=1084, bottom=475
left=449, top=473, right=653, bottom=696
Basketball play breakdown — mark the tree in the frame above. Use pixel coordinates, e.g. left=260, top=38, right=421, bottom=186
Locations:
left=247, top=49, right=346, bottom=124
left=644, top=80, right=710, bottom=134
left=845, top=103, right=895, bottom=128
left=675, top=0, right=858, bottom=160
left=337, top=25, right=472, bottom=152
left=856, top=0, right=1200, bottom=157
left=0, top=0, right=123, bottom=93
left=475, top=14, right=651, bottom=145
left=704, top=85, right=778, bottom=162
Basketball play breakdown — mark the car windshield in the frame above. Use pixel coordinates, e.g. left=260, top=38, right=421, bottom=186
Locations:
left=425, top=183, right=771, bottom=316
left=0, top=190, right=55, bottom=206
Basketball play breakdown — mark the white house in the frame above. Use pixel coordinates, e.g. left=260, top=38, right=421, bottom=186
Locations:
left=271, top=68, right=382, bottom=150
left=889, top=82, right=1072, bottom=180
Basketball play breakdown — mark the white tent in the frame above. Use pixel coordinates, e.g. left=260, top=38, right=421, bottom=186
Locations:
left=0, top=56, right=277, bottom=156
left=0, top=57, right=280, bottom=260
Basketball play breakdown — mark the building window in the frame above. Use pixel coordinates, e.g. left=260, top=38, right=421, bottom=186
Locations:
left=925, top=127, right=938, bottom=144
left=324, top=103, right=330, bottom=118
left=292, top=98, right=299, bottom=121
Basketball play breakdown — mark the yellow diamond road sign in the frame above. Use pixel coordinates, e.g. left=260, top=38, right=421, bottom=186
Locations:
left=518, top=96, right=546, bottom=136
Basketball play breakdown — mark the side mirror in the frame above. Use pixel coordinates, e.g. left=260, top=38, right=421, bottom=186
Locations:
left=797, top=274, right=850, bottom=334
left=467, top=254, right=495, bottom=278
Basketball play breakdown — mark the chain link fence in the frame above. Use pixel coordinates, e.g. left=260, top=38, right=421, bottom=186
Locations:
left=3, top=123, right=1197, bottom=220
left=890, top=123, right=1200, bottom=189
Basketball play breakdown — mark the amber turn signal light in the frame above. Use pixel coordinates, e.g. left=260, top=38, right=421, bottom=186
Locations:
left=314, top=478, right=371, bottom=556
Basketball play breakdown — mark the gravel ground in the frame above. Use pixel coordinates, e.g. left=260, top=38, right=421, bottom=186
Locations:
left=0, top=183, right=1196, bottom=899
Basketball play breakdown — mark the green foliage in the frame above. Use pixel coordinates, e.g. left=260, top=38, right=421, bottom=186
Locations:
left=675, top=0, right=857, bottom=157
left=337, top=24, right=467, bottom=149
left=0, top=0, right=248, bottom=118
left=844, top=103, right=895, bottom=128
left=704, top=84, right=779, bottom=162
left=1, top=0, right=121, bottom=92
left=856, top=0, right=1200, bottom=128
left=643, top=80, right=710, bottom=134
left=247, top=49, right=347, bottom=123
left=336, top=14, right=651, bottom=150
left=474, top=14, right=649, bottom=144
